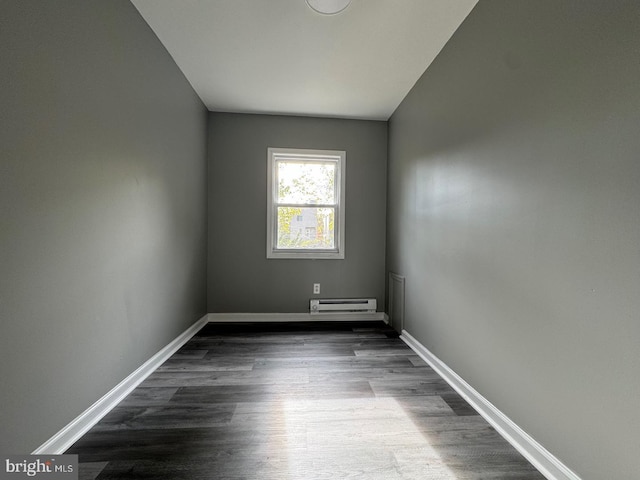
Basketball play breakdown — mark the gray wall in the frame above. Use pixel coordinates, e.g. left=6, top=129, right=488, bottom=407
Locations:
left=208, top=113, right=387, bottom=313
left=387, top=1, right=640, bottom=479
left=0, top=1, right=207, bottom=452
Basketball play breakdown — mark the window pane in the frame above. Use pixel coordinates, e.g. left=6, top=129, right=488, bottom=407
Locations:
left=276, top=207, right=335, bottom=249
left=277, top=161, right=335, bottom=204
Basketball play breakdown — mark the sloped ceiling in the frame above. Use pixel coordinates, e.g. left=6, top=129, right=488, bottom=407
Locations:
left=131, top=0, right=478, bottom=120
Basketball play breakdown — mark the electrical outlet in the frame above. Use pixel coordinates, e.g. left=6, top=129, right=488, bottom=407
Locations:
left=313, top=283, right=320, bottom=295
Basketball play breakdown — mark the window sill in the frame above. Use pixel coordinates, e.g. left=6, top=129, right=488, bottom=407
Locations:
left=267, top=249, right=344, bottom=260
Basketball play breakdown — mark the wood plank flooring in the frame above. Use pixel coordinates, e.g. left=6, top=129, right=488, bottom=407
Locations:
left=66, top=321, right=544, bottom=479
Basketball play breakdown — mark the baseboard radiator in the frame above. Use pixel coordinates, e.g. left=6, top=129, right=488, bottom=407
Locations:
left=310, top=298, right=377, bottom=314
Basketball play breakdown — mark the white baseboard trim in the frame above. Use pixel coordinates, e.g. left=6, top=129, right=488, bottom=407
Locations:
left=207, top=312, right=387, bottom=323
left=400, top=330, right=581, bottom=480
left=32, top=314, right=210, bottom=455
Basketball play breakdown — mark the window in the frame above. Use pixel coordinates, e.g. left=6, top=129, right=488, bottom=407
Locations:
left=267, top=147, right=346, bottom=259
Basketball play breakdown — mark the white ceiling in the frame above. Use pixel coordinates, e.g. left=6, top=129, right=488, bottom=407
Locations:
left=131, top=0, right=478, bottom=121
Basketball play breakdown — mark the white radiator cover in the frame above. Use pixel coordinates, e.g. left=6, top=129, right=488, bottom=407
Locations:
left=310, top=298, right=377, bottom=314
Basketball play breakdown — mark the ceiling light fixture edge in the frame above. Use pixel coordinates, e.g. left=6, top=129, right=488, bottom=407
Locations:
left=305, top=0, right=352, bottom=16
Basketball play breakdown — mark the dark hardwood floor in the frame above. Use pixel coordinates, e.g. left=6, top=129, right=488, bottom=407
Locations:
left=66, top=321, right=544, bottom=479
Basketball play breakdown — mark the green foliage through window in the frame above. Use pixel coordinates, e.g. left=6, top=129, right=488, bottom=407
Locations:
left=275, top=160, right=337, bottom=250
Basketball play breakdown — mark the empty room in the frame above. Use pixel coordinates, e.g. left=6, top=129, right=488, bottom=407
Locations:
left=1, top=1, right=638, bottom=479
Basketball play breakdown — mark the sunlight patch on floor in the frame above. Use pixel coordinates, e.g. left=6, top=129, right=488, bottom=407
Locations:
left=282, top=397, right=459, bottom=479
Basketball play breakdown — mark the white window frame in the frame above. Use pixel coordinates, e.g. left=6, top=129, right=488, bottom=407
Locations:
left=267, top=147, right=346, bottom=259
